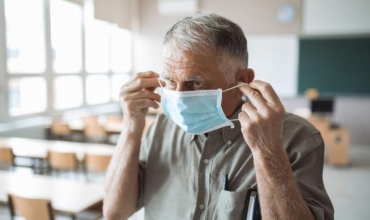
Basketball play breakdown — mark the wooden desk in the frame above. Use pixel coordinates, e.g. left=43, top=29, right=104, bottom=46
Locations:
left=307, top=116, right=350, bottom=166
left=67, top=119, right=85, bottom=132
left=0, top=170, right=103, bottom=215
left=0, top=138, right=115, bottom=173
left=0, top=138, right=115, bottom=161
left=103, top=116, right=156, bottom=136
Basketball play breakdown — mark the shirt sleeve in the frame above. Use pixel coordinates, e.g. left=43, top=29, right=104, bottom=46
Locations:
left=136, top=115, right=161, bottom=211
left=287, top=130, right=334, bottom=220
left=136, top=143, right=146, bottom=211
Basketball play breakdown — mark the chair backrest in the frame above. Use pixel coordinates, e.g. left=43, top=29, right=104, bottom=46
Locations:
left=8, top=194, right=54, bottom=220
left=84, top=125, right=107, bottom=137
left=85, top=153, right=112, bottom=172
left=0, top=147, right=14, bottom=164
left=48, top=151, right=78, bottom=170
left=51, top=120, right=71, bottom=136
left=83, top=116, right=100, bottom=127
left=105, top=115, right=123, bottom=124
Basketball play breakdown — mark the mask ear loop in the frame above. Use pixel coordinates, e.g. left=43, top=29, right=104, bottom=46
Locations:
left=222, top=82, right=248, bottom=93
left=222, top=83, right=248, bottom=122
left=157, top=78, right=164, bottom=88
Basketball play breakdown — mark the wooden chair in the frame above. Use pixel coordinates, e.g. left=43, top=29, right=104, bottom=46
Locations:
left=84, top=153, right=112, bottom=182
left=105, top=115, right=123, bottom=124
left=8, top=194, right=54, bottom=220
left=0, top=147, right=15, bottom=170
left=48, top=150, right=79, bottom=177
left=51, top=120, right=71, bottom=140
left=84, top=125, right=107, bottom=143
left=83, top=116, right=100, bottom=127
left=8, top=194, right=102, bottom=220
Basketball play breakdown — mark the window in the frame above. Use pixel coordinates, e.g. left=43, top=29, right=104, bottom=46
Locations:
left=54, top=76, right=83, bottom=109
left=86, top=75, right=111, bottom=105
left=0, top=0, right=133, bottom=121
left=50, top=0, right=83, bottom=73
left=111, top=26, right=132, bottom=73
left=84, top=1, right=110, bottom=74
left=111, top=74, right=131, bottom=101
left=4, top=0, right=46, bottom=73
left=8, top=77, right=47, bottom=116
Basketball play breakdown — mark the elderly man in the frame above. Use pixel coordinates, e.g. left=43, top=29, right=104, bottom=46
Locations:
left=104, top=12, right=334, bottom=220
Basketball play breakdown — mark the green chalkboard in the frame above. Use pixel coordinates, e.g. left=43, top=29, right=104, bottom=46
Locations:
left=298, top=36, right=370, bottom=96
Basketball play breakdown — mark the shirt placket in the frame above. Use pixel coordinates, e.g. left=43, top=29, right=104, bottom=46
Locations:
left=193, top=132, right=223, bottom=220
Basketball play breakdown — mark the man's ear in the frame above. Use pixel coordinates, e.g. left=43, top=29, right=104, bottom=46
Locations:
left=233, top=68, right=255, bottom=101
left=236, top=68, right=255, bottom=84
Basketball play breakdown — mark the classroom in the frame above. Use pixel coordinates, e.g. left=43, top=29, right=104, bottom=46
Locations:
left=0, top=0, right=369, bottom=220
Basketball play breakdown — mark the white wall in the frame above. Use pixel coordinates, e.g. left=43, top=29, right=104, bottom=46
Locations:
left=134, top=0, right=302, bottom=73
left=247, top=35, right=298, bottom=97
left=303, top=0, right=370, bottom=35
left=133, top=0, right=184, bottom=73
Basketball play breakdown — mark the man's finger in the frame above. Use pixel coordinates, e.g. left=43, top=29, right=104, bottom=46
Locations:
left=122, top=78, right=164, bottom=93
left=238, top=83, right=268, bottom=111
left=248, top=80, right=281, bottom=106
left=122, top=89, right=161, bottom=103
left=125, top=98, right=159, bottom=111
left=124, top=71, right=160, bottom=87
left=241, top=102, right=258, bottom=119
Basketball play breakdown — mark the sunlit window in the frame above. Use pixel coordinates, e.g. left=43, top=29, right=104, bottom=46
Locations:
left=8, top=77, right=47, bottom=116
left=54, top=76, right=83, bottom=109
left=50, top=0, right=83, bottom=73
left=86, top=75, right=110, bottom=104
left=84, top=1, right=110, bottom=73
left=2, top=0, right=134, bottom=120
left=111, top=26, right=132, bottom=73
left=4, top=0, right=46, bottom=73
left=111, top=74, right=131, bottom=101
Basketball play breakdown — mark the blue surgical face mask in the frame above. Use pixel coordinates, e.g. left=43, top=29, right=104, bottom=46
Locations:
left=158, top=80, right=246, bottom=134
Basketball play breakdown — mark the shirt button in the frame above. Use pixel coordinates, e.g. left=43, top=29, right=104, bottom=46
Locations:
left=199, top=204, right=205, bottom=210
left=227, top=140, right=232, bottom=146
left=203, top=159, right=209, bottom=164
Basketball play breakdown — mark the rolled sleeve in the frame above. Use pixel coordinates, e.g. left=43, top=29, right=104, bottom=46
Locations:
left=288, top=132, right=334, bottom=220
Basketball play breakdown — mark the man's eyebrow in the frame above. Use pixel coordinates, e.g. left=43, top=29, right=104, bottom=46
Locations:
left=162, top=70, right=209, bottom=81
left=183, top=75, right=206, bottom=81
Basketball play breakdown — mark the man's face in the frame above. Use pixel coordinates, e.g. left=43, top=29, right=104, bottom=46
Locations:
left=162, top=46, right=242, bottom=117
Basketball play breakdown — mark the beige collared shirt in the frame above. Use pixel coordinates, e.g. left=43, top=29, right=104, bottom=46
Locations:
left=137, top=109, right=334, bottom=220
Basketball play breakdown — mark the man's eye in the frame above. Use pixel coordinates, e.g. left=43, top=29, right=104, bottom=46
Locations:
left=193, top=81, right=204, bottom=88
left=169, top=79, right=176, bottom=84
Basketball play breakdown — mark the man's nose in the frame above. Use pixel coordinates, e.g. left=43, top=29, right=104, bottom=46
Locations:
left=175, top=83, right=191, bottom=92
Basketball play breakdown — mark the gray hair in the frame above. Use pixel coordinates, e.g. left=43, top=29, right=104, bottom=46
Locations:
left=164, top=12, right=248, bottom=84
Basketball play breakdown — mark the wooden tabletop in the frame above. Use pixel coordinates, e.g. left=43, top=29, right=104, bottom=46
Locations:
left=0, top=137, right=115, bottom=160
left=0, top=170, right=104, bottom=214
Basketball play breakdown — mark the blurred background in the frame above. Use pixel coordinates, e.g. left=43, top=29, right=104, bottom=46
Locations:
left=0, top=0, right=369, bottom=219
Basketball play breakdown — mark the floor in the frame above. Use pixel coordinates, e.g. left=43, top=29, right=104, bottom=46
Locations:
left=323, top=145, right=370, bottom=220
left=1, top=145, right=369, bottom=220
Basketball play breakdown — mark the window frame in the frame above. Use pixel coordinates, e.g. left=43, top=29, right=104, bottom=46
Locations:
left=0, top=0, right=132, bottom=123
left=0, top=0, right=8, bottom=121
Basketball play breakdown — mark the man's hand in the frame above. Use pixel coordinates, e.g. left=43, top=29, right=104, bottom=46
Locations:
left=119, top=71, right=165, bottom=133
left=104, top=71, right=165, bottom=220
left=238, top=80, right=285, bottom=157
left=238, top=81, right=315, bottom=220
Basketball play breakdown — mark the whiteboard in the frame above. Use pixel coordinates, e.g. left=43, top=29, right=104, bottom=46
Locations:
left=247, top=35, right=298, bottom=97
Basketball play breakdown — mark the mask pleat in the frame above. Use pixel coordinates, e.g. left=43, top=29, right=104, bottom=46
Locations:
left=160, top=88, right=234, bottom=134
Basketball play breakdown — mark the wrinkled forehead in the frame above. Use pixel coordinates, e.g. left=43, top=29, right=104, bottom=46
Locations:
left=162, top=46, right=218, bottom=79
